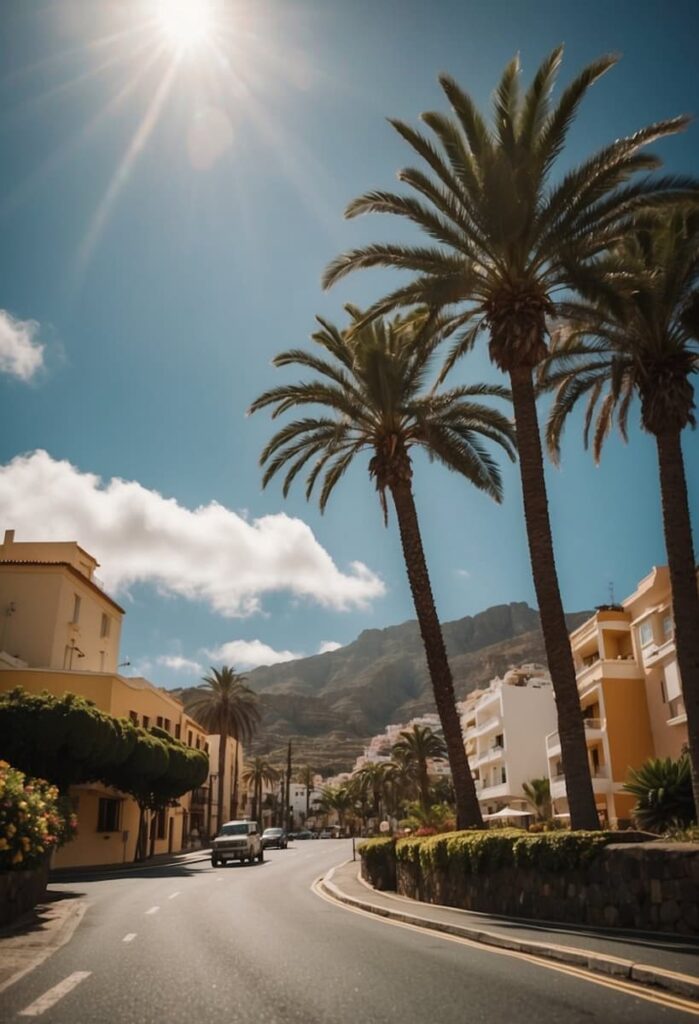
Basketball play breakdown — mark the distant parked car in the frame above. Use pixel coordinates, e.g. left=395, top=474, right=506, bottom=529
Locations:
left=319, top=829, right=335, bottom=839
left=261, top=828, right=288, bottom=850
left=291, top=829, right=314, bottom=840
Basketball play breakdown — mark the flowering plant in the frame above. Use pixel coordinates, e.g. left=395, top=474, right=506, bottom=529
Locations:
left=0, top=762, right=77, bottom=871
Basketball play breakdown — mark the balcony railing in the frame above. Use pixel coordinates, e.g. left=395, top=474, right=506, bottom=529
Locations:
left=546, top=718, right=606, bottom=752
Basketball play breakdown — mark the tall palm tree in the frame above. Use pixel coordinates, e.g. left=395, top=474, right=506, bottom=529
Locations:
left=540, top=210, right=699, bottom=811
left=352, top=762, right=391, bottom=822
left=186, top=666, right=260, bottom=833
left=392, top=724, right=447, bottom=812
left=250, top=309, right=516, bottom=829
left=316, top=785, right=353, bottom=828
left=241, top=757, right=279, bottom=825
left=322, top=49, right=696, bottom=829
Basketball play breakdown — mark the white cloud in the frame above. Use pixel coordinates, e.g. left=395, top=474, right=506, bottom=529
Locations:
left=0, top=451, right=385, bottom=617
left=206, top=639, right=303, bottom=670
left=0, top=310, right=45, bottom=381
left=318, top=640, right=342, bottom=654
left=157, top=655, right=204, bottom=675
left=454, top=568, right=471, bottom=579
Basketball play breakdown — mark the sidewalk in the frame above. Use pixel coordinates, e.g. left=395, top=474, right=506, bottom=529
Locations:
left=321, top=858, right=699, bottom=1001
left=50, top=847, right=210, bottom=880
left=0, top=892, right=87, bottom=996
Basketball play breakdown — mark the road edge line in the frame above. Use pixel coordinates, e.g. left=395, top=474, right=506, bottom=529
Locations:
left=320, top=874, right=699, bottom=1002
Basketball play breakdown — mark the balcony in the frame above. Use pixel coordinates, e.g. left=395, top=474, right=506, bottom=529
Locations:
left=475, top=744, right=504, bottom=767
left=190, top=787, right=209, bottom=809
left=478, top=781, right=510, bottom=800
left=472, top=716, right=502, bottom=738
left=546, top=718, right=606, bottom=755
left=549, top=766, right=611, bottom=800
left=575, top=657, right=639, bottom=691
left=642, top=637, right=676, bottom=669
left=667, top=695, right=687, bottom=726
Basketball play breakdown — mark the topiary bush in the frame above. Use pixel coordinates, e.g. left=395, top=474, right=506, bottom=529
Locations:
left=0, top=761, right=76, bottom=871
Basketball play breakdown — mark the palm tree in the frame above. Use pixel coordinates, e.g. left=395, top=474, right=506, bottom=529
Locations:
left=322, top=49, right=696, bottom=830
left=186, top=666, right=260, bottom=834
left=316, top=785, right=353, bottom=828
left=250, top=309, right=515, bottom=829
left=522, top=777, right=552, bottom=822
left=392, top=724, right=447, bottom=812
left=297, top=763, right=315, bottom=820
left=624, top=755, right=696, bottom=832
left=540, top=210, right=699, bottom=812
left=241, top=757, right=279, bottom=826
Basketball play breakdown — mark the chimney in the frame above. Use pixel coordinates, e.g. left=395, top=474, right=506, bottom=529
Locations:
left=3, top=530, right=15, bottom=545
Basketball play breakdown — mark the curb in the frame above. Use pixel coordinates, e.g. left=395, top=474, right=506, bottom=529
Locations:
left=320, top=869, right=699, bottom=1002
left=0, top=896, right=87, bottom=996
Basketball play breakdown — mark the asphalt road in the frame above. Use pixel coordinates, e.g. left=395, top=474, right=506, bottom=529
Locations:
left=0, top=840, right=695, bottom=1023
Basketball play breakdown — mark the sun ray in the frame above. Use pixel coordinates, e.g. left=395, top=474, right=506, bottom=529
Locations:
left=75, top=57, right=180, bottom=283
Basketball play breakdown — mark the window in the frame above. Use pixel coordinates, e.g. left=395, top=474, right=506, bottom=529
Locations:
left=100, top=614, right=111, bottom=638
left=195, top=736, right=201, bottom=749
left=142, top=715, right=150, bottom=729
left=662, top=615, right=674, bottom=639
left=97, top=798, right=121, bottom=832
left=157, top=810, right=167, bottom=840
left=156, top=716, right=163, bottom=728
left=175, top=724, right=181, bottom=740
left=129, top=710, right=138, bottom=724
left=639, top=620, right=654, bottom=647
left=187, top=730, right=193, bottom=746
left=71, top=594, right=81, bottom=624
left=164, top=718, right=170, bottom=733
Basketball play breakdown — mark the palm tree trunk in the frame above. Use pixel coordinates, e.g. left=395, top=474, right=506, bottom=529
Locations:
left=231, top=744, right=240, bottom=819
left=217, top=720, right=227, bottom=834
left=389, top=478, right=483, bottom=829
left=510, top=366, right=599, bottom=830
left=655, top=429, right=699, bottom=815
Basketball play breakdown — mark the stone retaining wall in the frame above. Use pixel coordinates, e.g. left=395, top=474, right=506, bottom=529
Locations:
left=0, top=860, right=50, bottom=927
left=368, top=842, right=699, bottom=935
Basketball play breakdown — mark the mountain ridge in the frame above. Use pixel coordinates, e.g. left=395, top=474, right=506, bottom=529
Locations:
left=175, top=602, right=591, bottom=773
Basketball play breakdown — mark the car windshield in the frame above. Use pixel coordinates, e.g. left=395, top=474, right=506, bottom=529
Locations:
left=219, top=823, right=249, bottom=836
left=263, top=829, right=282, bottom=836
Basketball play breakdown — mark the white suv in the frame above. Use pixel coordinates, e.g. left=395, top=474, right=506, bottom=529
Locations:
left=211, top=820, right=264, bottom=866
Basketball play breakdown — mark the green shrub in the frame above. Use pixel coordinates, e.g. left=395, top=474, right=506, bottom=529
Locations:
left=357, top=837, right=394, bottom=867
left=0, top=762, right=76, bottom=871
left=394, top=828, right=614, bottom=877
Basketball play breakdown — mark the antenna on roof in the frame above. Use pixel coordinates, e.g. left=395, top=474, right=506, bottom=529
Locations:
left=608, top=581, right=615, bottom=605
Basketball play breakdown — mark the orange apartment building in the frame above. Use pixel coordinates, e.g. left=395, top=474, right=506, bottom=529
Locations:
left=547, top=566, right=692, bottom=825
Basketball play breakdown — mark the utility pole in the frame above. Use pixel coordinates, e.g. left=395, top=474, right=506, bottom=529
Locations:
left=286, top=741, right=292, bottom=832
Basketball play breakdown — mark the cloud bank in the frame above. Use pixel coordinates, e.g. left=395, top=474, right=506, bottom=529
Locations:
left=0, top=311, right=45, bottom=381
left=157, top=655, right=204, bottom=675
left=0, top=451, right=385, bottom=617
left=205, top=639, right=303, bottom=670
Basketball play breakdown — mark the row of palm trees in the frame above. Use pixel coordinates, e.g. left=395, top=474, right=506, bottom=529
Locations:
left=251, top=48, right=699, bottom=829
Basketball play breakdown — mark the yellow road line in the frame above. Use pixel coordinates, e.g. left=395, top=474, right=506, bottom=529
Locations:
left=311, top=879, right=699, bottom=1018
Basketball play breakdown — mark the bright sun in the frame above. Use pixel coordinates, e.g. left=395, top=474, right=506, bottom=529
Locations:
left=155, top=0, right=216, bottom=54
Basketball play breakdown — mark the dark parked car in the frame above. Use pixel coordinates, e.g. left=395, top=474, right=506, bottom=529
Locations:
left=261, top=827, right=288, bottom=850
left=292, top=829, right=314, bottom=840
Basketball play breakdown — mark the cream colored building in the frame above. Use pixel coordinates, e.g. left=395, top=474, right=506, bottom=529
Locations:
left=0, top=530, right=223, bottom=866
left=460, top=664, right=557, bottom=816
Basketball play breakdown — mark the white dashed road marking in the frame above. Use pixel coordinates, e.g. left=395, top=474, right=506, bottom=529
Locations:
left=122, top=933, right=137, bottom=943
left=18, top=971, right=91, bottom=1017
left=145, top=906, right=160, bottom=915
left=168, top=891, right=181, bottom=900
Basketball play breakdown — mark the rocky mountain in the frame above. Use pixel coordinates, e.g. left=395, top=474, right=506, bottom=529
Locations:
left=175, top=602, right=591, bottom=774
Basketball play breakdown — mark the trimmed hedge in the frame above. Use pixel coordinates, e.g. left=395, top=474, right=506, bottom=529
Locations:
left=400, top=828, right=613, bottom=875
left=357, top=837, right=396, bottom=890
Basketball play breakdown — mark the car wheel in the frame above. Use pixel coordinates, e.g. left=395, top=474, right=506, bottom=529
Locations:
left=211, top=856, right=218, bottom=867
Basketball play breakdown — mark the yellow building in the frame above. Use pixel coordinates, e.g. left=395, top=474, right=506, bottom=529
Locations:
left=0, top=529, right=235, bottom=867
left=547, top=567, right=692, bottom=826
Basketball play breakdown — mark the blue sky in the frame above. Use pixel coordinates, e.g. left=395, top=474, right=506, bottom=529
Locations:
left=0, top=0, right=697, bottom=686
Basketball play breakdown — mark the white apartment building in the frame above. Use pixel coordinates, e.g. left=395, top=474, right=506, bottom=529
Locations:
left=461, top=664, right=557, bottom=816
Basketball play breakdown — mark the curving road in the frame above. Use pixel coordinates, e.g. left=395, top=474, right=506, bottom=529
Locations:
left=0, top=840, right=694, bottom=1023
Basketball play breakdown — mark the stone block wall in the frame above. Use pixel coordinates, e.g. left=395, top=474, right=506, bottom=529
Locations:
left=382, top=842, right=699, bottom=935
